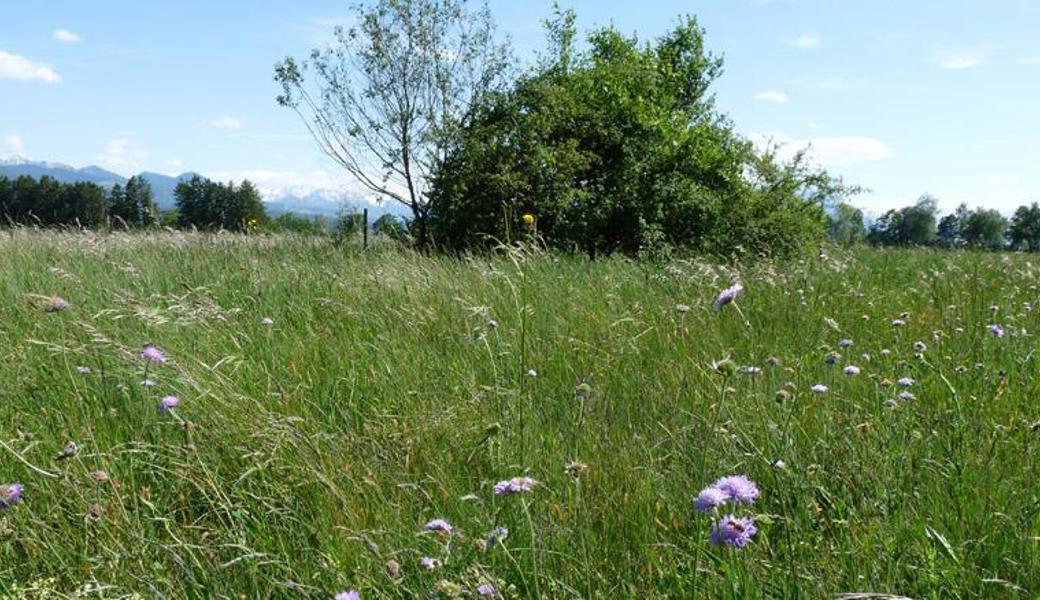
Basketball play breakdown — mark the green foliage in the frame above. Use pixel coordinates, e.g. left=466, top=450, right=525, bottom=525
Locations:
left=0, top=175, right=116, bottom=229
left=270, top=211, right=330, bottom=235
left=1008, top=202, right=1040, bottom=251
left=827, top=202, right=865, bottom=245
left=868, top=195, right=939, bottom=246
left=275, top=0, right=510, bottom=250
left=428, top=10, right=854, bottom=258
left=2, top=233, right=1040, bottom=596
left=174, top=176, right=268, bottom=231
left=960, top=207, right=1008, bottom=249
left=333, top=209, right=366, bottom=246
left=372, top=213, right=409, bottom=242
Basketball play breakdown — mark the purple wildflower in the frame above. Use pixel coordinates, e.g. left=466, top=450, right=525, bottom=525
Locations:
left=419, top=556, right=441, bottom=570
left=891, top=319, right=906, bottom=327
left=141, top=379, right=157, bottom=388
left=913, top=341, right=927, bottom=352
left=141, top=345, right=166, bottom=363
left=44, top=297, right=70, bottom=313
left=694, top=486, right=729, bottom=512
left=0, top=483, right=23, bottom=508
left=713, top=283, right=744, bottom=310
left=838, top=338, right=854, bottom=348
left=712, top=475, right=760, bottom=504
left=898, top=391, right=916, bottom=401
left=486, top=526, right=509, bottom=546
left=843, top=365, right=861, bottom=376
left=334, top=592, right=360, bottom=600
left=260, top=317, right=274, bottom=326
left=423, top=519, right=453, bottom=535
left=709, top=514, right=757, bottom=548
left=897, top=377, right=914, bottom=387
left=76, top=366, right=92, bottom=374
left=811, top=384, right=829, bottom=394
left=493, top=476, right=537, bottom=496
left=476, top=584, right=500, bottom=597
left=158, top=396, right=180, bottom=411
left=988, top=324, right=1005, bottom=338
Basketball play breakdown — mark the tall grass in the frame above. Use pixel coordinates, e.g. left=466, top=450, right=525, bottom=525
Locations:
left=0, top=229, right=1037, bottom=597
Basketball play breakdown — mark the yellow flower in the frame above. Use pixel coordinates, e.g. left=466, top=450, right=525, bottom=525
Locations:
left=521, top=213, right=535, bottom=226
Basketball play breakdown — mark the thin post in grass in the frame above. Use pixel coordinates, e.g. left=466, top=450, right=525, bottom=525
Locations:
left=363, top=208, right=368, bottom=249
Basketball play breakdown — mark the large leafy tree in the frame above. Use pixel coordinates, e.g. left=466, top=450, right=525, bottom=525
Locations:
left=274, top=0, right=510, bottom=250
left=868, top=195, right=939, bottom=246
left=960, top=207, right=1007, bottom=249
left=827, top=202, right=866, bottom=245
left=1009, top=202, right=1040, bottom=251
left=428, top=10, right=854, bottom=257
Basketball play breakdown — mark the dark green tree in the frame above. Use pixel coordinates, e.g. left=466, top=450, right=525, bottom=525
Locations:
left=827, top=202, right=865, bottom=245
left=960, top=207, right=1007, bottom=249
left=936, top=203, right=968, bottom=248
left=1009, top=202, right=1040, bottom=251
left=868, top=195, right=938, bottom=246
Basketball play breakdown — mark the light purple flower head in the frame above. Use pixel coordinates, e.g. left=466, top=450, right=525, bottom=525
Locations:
left=710, top=514, right=757, bottom=548
left=891, top=319, right=906, bottom=327
left=712, top=475, right=760, bottom=504
left=0, top=483, right=23, bottom=508
left=988, top=324, right=1005, bottom=338
left=897, top=377, right=914, bottom=387
left=419, top=556, right=441, bottom=570
left=141, top=379, right=157, bottom=388
left=141, top=345, right=166, bottom=363
left=424, top=519, right=453, bottom=535
left=260, top=317, right=274, bottom=327
left=843, top=365, right=861, bottom=376
left=334, top=592, right=360, bottom=600
left=811, top=384, right=829, bottom=394
left=487, top=526, right=509, bottom=546
left=76, top=366, right=92, bottom=374
left=694, top=486, right=729, bottom=512
left=898, top=391, right=916, bottom=401
left=158, top=396, right=180, bottom=411
left=476, top=584, right=500, bottom=597
left=913, top=341, right=927, bottom=352
left=838, top=338, right=854, bottom=348
left=493, top=476, right=537, bottom=496
left=714, top=283, right=744, bottom=310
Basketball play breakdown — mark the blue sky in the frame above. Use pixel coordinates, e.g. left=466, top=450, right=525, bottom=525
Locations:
left=2, top=0, right=1039, bottom=215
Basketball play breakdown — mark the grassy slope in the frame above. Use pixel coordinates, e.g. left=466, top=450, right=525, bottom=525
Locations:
left=0, top=230, right=1037, bottom=598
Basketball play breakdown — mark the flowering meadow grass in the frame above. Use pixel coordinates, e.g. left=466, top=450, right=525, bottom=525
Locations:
left=0, top=229, right=1038, bottom=597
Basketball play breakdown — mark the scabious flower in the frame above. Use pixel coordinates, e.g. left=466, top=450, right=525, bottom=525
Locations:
left=694, top=486, right=729, bottom=512
left=712, top=475, right=760, bottom=504
left=898, top=391, right=916, bottom=401
left=44, top=296, right=70, bottom=312
left=897, top=377, right=915, bottom=387
left=423, top=519, right=453, bottom=535
left=334, top=592, right=360, bottom=600
left=141, top=379, right=157, bottom=388
left=825, top=351, right=842, bottom=365
left=158, top=396, right=180, bottom=411
left=740, top=365, right=762, bottom=375
left=843, top=365, right=861, bottom=376
left=913, top=341, right=927, bottom=352
left=713, top=283, right=744, bottom=310
left=141, top=345, right=166, bottom=363
left=988, top=324, right=1005, bottom=337
left=476, top=584, right=500, bottom=597
left=838, top=338, right=854, bottom=348
left=76, top=366, right=92, bottom=374
left=486, top=526, right=509, bottom=547
left=0, top=483, right=23, bottom=508
left=419, top=556, right=441, bottom=570
left=709, top=514, right=757, bottom=548
left=880, top=349, right=892, bottom=357
left=494, top=476, right=537, bottom=496
left=525, top=369, right=538, bottom=378
left=260, top=317, right=274, bottom=326
left=811, top=384, right=829, bottom=394
left=891, top=319, right=906, bottom=327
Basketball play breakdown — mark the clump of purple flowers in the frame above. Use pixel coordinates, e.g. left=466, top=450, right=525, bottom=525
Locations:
left=695, top=475, right=759, bottom=513
left=710, top=514, right=758, bottom=548
left=713, top=282, right=744, bottom=310
left=843, top=365, right=861, bottom=376
left=694, top=486, right=729, bottom=512
left=493, top=476, right=537, bottom=496
left=811, top=384, right=829, bottom=394
left=897, top=377, right=915, bottom=387
left=0, top=483, right=23, bottom=508
left=988, top=324, right=1005, bottom=338
left=141, top=345, right=167, bottom=363
left=423, top=519, right=453, bottom=535
left=334, top=592, right=360, bottom=600
left=158, top=396, right=180, bottom=412
left=419, top=556, right=442, bottom=570
left=476, top=584, right=500, bottom=597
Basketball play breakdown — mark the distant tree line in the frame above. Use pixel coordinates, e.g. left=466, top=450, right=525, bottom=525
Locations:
left=826, top=196, right=1040, bottom=251
left=0, top=174, right=157, bottom=228
left=173, top=176, right=267, bottom=231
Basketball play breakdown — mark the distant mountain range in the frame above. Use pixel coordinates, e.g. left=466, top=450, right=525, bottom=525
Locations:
left=0, top=155, right=406, bottom=220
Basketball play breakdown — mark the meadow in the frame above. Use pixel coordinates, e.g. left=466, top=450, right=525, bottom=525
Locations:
left=0, top=229, right=1037, bottom=598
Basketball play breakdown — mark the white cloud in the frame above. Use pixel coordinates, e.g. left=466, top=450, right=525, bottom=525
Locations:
left=941, top=53, right=985, bottom=70
left=97, top=139, right=147, bottom=175
left=210, top=116, right=245, bottom=130
left=792, top=35, right=820, bottom=49
left=53, top=29, right=82, bottom=43
left=0, top=50, right=62, bottom=83
left=751, top=133, right=894, bottom=168
left=2, top=134, right=24, bottom=155
left=753, top=90, right=789, bottom=104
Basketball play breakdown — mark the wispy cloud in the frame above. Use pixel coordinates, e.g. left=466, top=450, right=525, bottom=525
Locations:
left=53, top=29, right=83, bottom=43
left=210, top=116, right=245, bottom=130
left=97, top=139, right=146, bottom=174
left=751, top=133, right=894, bottom=168
left=2, top=134, right=24, bottom=155
left=0, top=50, right=61, bottom=83
left=940, top=52, right=985, bottom=70
left=791, top=35, right=820, bottom=49
left=754, top=90, right=789, bottom=104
